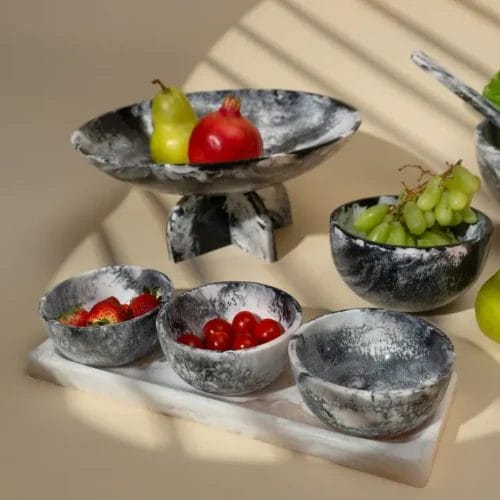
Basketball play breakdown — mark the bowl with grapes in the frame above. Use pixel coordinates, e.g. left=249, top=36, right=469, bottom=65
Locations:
left=330, top=195, right=493, bottom=312
left=475, top=119, right=500, bottom=203
left=70, top=88, right=361, bottom=195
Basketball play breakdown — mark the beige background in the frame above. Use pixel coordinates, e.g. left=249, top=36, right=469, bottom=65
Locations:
left=2, top=0, right=500, bottom=498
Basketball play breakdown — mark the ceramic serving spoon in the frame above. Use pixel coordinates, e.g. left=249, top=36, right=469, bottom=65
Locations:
left=411, top=50, right=500, bottom=128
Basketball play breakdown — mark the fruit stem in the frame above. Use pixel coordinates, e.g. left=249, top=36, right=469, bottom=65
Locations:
left=152, top=79, right=168, bottom=92
left=221, top=95, right=241, bottom=115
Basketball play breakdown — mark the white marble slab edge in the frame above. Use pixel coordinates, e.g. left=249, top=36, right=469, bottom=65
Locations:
left=26, top=339, right=457, bottom=487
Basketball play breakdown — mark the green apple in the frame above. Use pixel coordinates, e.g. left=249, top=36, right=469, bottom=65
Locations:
left=475, top=269, right=500, bottom=343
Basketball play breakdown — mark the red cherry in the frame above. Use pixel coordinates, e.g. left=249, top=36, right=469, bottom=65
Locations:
left=203, top=318, right=232, bottom=338
left=177, top=333, right=204, bottom=348
left=205, top=330, right=231, bottom=351
left=231, top=333, right=257, bottom=350
left=254, top=318, right=283, bottom=344
left=232, top=310, right=258, bottom=336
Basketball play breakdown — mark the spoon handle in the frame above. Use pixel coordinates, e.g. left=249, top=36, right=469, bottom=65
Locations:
left=411, top=50, right=500, bottom=128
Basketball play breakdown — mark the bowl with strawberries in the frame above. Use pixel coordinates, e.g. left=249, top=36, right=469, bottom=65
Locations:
left=156, top=281, right=302, bottom=395
left=39, top=265, right=173, bottom=367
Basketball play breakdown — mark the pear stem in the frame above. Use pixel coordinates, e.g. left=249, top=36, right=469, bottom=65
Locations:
left=152, top=79, right=168, bottom=92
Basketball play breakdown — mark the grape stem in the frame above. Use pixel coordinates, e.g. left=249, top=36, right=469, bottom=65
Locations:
left=391, top=159, right=463, bottom=222
left=398, top=164, right=433, bottom=183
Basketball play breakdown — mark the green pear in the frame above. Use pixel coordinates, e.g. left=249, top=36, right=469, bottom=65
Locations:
left=475, top=269, right=500, bottom=343
left=149, top=79, right=197, bottom=164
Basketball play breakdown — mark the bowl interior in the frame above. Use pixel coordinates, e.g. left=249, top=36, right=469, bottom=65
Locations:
left=332, top=195, right=490, bottom=246
left=40, top=266, right=173, bottom=320
left=478, top=120, right=500, bottom=149
left=294, top=309, right=454, bottom=391
left=72, top=89, right=360, bottom=166
left=161, top=282, right=301, bottom=341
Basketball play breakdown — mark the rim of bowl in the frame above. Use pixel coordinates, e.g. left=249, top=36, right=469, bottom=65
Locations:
left=156, top=280, right=303, bottom=357
left=288, top=307, right=455, bottom=398
left=330, top=195, right=493, bottom=248
left=71, top=88, right=362, bottom=170
left=39, top=265, right=174, bottom=330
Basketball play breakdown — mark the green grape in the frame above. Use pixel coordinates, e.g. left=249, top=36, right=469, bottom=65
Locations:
left=434, top=192, right=453, bottom=226
left=417, top=236, right=432, bottom=247
left=417, top=177, right=442, bottom=211
left=367, top=222, right=391, bottom=243
left=425, top=230, right=451, bottom=245
left=386, top=221, right=407, bottom=246
left=403, top=201, right=426, bottom=235
left=461, top=207, right=478, bottom=224
left=452, top=164, right=481, bottom=194
left=450, top=211, right=463, bottom=226
left=433, top=226, right=458, bottom=244
left=423, top=210, right=435, bottom=228
left=406, top=233, right=416, bottom=246
left=353, top=204, right=389, bottom=233
left=447, top=188, right=468, bottom=211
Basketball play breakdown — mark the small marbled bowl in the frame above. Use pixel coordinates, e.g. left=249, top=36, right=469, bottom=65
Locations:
left=39, top=265, right=173, bottom=367
left=288, top=308, right=455, bottom=438
left=156, top=281, right=302, bottom=395
left=475, top=119, right=500, bottom=203
left=330, top=196, right=493, bottom=312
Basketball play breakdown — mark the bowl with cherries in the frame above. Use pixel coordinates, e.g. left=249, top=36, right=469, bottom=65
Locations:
left=156, top=281, right=302, bottom=395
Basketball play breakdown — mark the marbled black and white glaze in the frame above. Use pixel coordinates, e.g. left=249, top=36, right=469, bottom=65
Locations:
left=167, top=184, right=291, bottom=262
left=71, top=89, right=361, bottom=195
left=156, top=282, right=302, bottom=395
left=330, top=196, right=493, bottom=312
left=288, top=308, right=455, bottom=438
left=475, top=119, right=500, bottom=203
left=39, top=265, right=173, bottom=367
left=411, top=51, right=500, bottom=128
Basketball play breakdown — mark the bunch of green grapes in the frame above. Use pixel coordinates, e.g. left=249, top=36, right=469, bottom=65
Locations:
left=353, top=161, right=481, bottom=247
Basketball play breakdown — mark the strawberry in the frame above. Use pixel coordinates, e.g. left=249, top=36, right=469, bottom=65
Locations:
left=121, top=303, right=133, bottom=320
left=130, top=288, right=161, bottom=318
left=57, top=307, right=89, bottom=327
left=87, top=299, right=127, bottom=326
left=98, top=296, right=121, bottom=307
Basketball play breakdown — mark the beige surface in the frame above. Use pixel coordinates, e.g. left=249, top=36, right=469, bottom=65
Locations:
left=2, top=0, right=500, bottom=498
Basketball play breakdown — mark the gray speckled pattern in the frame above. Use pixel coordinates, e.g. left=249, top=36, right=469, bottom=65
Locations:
left=166, top=184, right=291, bottom=262
left=70, top=89, right=361, bottom=195
left=411, top=51, right=500, bottom=128
left=475, top=119, right=500, bottom=203
left=39, top=266, right=174, bottom=367
left=330, top=196, right=493, bottom=312
left=156, top=282, right=302, bottom=395
left=288, top=308, right=455, bottom=438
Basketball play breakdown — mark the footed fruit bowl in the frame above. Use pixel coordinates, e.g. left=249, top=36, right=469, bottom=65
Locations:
left=71, top=89, right=360, bottom=262
left=71, top=89, right=360, bottom=195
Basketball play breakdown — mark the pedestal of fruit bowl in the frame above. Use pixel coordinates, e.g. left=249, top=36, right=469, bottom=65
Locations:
left=71, top=89, right=361, bottom=262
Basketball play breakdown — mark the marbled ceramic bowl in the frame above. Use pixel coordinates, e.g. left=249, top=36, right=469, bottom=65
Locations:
left=475, top=119, right=500, bottom=203
left=156, top=281, right=302, bottom=395
left=71, top=89, right=361, bottom=195
left=288, top=308, right=455, bottom=438
left=39, top=265, right=173, bottom=367
left=330, top=196, right=493, bottom=312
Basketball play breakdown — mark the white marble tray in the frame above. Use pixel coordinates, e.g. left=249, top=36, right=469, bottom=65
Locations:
left=27, top=340, right=456, bottom=487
